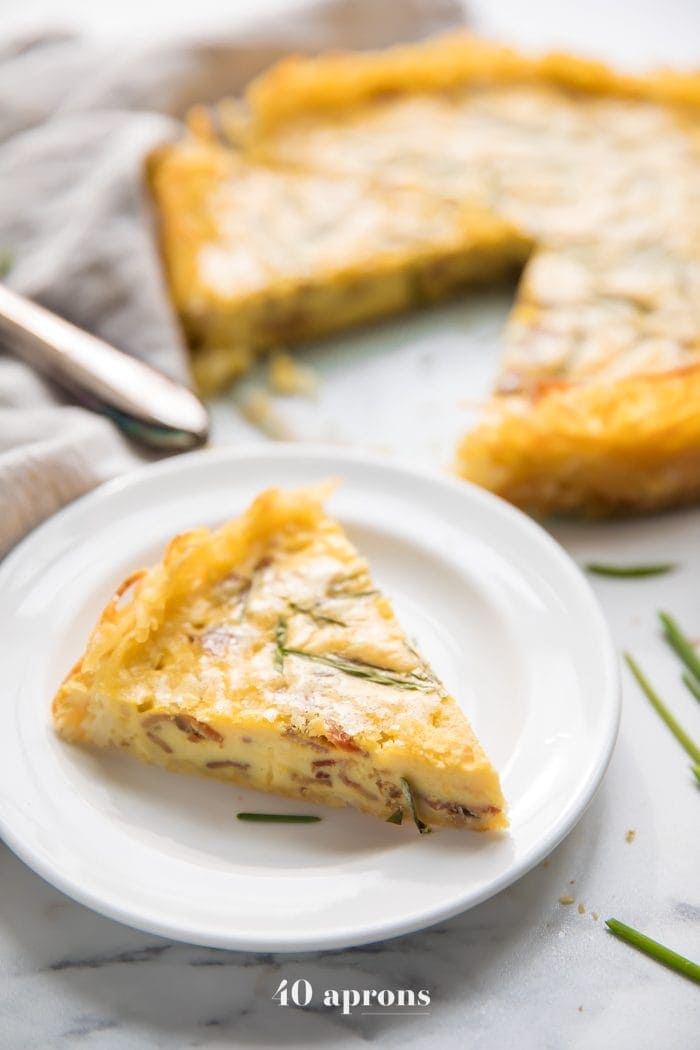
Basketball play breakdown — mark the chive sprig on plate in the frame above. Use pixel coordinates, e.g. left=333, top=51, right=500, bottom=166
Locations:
left=585, top=562, right=676, bottom=578
left=237, top=813, right=321, bottom=823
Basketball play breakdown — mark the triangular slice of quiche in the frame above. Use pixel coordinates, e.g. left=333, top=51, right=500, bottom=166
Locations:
left=53, top=485, right=506, bottom=831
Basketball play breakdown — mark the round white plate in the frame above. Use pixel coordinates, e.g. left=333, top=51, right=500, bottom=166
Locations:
left=0, top=446, right=619, bottom=952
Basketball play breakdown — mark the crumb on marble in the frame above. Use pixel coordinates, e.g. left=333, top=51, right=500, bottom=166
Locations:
left=559, top=895, right=575, bottom=906
left=578, top=903, right=586, bottom=915
left=238, top=387, right=297, bottom=440
left=267, top=351, right=319, bottom=397
left=625, top=829, right=636, bottom=844
left=591, top=911, right=599, bottom=921
left=569, top=879, right=576, bottom=885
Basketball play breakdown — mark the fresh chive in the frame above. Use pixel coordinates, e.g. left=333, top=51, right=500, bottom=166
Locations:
left=624, top=653, right=700, bottom=764
left=386, top=808, right=404, bottom=825
left=282, top=648, right=431, bottom=691
left=274, top=617, right=287, bottom=672
left=407, top=667, right=442, bottom=690
left=605, top=919, right=700, bottom=983
left=0, top=249, right=12, bottom=279
left=658, top=611, right=700, bottom=681
left=400, top=777, right=431, bottom=834
left=327, top=572, right=378, bottom=599
left=237, top=812, right=321, bottom=823
left=692, top=763, right=700, bottom=785
left=585, top=562, right=676, bottom=578
left=682, top=672, right=700, bottom=704
left=289, top=602, right=347, bottom=628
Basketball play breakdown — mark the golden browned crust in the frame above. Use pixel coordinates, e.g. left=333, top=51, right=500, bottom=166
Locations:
left=52, top=486, right=331, bottom=740
left=244, top=32, right=700, bottom=130
left=457, top=366, right=700, bottom=514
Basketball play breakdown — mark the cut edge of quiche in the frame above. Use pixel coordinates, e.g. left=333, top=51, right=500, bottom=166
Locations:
left=146, top=124, right=531, bottom=395
left=53, top=484, right=507, bottom=832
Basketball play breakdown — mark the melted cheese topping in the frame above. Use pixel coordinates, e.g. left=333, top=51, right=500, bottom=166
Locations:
left=197, top=165, right=475, bottom=299
left=125, top=533, right=442, bottom=740
left=254, top=85, right=700, bottom=391
left=152, top=140, right=525, bottom=309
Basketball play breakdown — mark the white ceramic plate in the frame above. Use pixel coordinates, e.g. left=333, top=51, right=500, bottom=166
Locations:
left=0, top=446, right=619, bottom=952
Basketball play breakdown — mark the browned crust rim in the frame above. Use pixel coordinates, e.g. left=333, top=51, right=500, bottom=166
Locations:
left=244, top=32, right=700, bottom=131
left=458, top=364, right=700, bottom=514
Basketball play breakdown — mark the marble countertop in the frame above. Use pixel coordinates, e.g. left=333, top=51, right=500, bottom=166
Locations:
left=3, top=496, right=698, bottom=1049
left=2, top=2, right=699, bottom=1047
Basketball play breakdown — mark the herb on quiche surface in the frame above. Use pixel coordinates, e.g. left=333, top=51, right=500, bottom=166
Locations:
left=274, top=610, right=433, bottom=690
left=605, top=919, right=700, bottom=983
left=400, top=777, right=431, bottom=834
left=282, top=648, right=434, bottom=691
left=624, top=653, right=700, bottom=763
left=326, top=571, right=378, bottom=599
left=658, top=611, right=700, bottom=682
left=585, top=562, right=676, bottom=578
left=386, top=808, right=404, bottom=825
left=288, top=602, right=347, bottom=627
left=237, top=812, right=321, bottom=823
left=274, top=617, right=287, bottom=672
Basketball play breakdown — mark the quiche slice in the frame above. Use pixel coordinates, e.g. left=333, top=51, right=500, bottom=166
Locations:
left=52, top=485, right=507, bottom=832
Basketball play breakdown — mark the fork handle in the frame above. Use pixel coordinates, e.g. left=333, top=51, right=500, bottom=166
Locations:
left=0, top=282, right=209, bottom=450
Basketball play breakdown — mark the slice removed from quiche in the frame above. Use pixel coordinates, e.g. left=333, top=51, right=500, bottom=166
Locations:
left=53, top=484, right=506, bottom=831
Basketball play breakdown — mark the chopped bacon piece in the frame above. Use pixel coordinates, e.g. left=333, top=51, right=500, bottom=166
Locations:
left=324, top=723, right=364, bottom=753
left=172, top=714, right=224, bottom=744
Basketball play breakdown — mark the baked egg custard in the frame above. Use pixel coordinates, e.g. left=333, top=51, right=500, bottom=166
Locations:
left=53, top=485, right=506, bottom=831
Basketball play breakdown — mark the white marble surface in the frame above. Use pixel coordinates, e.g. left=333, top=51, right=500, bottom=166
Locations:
left=3, top=497, right=699, bottom=1049
left=2, top=2, right=700, bottom=1047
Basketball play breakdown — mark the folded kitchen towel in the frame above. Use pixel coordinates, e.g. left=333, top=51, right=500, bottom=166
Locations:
left=0, top=0, right=463, bottom=556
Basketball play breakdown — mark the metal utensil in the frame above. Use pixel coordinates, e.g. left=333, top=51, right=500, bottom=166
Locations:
left=0, top=283, right=209, bottom=450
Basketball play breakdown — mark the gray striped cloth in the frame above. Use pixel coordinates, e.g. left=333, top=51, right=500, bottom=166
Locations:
left=0, top=0, right=461, bottom=555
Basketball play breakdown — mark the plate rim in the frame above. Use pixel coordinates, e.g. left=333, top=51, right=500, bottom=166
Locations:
left=0, top=443, right=621, bottom=951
